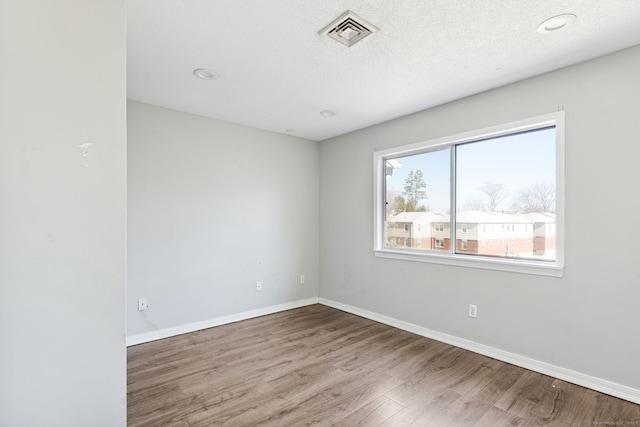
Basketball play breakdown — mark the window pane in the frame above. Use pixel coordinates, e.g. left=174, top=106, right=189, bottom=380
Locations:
left=384, top=149, right=450, bottom=251
left=455, top=127, right=556, bottom=261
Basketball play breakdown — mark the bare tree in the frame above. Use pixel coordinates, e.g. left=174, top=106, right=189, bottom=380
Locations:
left=512, top=182, right=555, bottom=213
left=480, top=182, right=508, bottom=212
left=460, top=197, right=485, bottom=212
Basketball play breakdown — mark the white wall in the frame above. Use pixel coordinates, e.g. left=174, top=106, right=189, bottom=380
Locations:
left=127, top=101, right=319, bottom=337
left=0, top=1, right=127, bottom=426
left=319, top=45, right=640, bottom=392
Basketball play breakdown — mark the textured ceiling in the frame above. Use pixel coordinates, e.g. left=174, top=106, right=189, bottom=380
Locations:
left=127, top=1, right=640, bottom=141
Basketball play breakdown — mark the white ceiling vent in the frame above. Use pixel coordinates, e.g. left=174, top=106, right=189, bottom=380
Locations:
left=319, top=11, right=379, bottom=47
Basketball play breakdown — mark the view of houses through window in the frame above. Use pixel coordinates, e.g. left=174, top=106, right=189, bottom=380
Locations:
left=384, top=126, right=557, bottom=262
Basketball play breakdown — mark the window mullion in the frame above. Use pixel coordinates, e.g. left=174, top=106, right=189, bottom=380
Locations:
left=450, top=145, right=457, bottom=255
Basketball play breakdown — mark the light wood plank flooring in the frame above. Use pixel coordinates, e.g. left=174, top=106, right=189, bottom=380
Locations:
left=128, top=304, right=640, bottom=426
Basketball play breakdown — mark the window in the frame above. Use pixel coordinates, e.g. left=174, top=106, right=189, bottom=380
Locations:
left=374, top=112, right=564, bottom=277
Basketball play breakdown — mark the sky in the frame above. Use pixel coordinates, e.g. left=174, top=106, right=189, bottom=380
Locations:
left=385, top=127, right=556, bottom=213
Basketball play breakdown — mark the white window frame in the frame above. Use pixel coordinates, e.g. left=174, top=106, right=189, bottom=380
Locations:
left=373, top=112, right=564, bottom=277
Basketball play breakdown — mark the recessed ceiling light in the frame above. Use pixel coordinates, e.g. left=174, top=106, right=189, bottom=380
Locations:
left=537, top=14, right=577, bottom=34
left=193, top=68, right=217, bottom=80
left=320, top=109, right=336, bottom=117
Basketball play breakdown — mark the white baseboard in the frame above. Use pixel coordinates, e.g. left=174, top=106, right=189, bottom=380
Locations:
left=126, top=297, right=319, bottom=347
left=318, top=297, right=640, bottom=405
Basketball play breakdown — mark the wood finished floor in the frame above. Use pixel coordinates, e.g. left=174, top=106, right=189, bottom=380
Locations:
left=128, top=304, right=640, bottom=426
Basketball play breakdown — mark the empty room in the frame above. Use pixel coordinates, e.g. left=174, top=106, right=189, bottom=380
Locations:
left=2, top=1, right=640, bottom=426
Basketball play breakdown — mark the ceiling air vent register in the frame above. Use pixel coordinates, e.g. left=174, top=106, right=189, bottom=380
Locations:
left=319, top=11, right=379, bottom=47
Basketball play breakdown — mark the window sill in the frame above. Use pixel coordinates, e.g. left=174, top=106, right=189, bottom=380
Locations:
left=373, top=249, right=564, bottom=277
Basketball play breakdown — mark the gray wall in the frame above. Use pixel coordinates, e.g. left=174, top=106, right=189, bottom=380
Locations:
left=127, top=101, right=319, bottom=336
left=0, top=1, right=127, bottom=426
left=319, top=45, right=640, bottom=390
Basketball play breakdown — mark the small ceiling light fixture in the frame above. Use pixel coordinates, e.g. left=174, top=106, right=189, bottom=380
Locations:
left=320, top=109, right=336, bottom=117
left=537, top=13, right=577, bottom=34
left=193, top=68, right=217, bottom=80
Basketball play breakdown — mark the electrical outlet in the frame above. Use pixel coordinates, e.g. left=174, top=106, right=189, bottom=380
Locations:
left=300, top=274, right=305, bottom=284
left=468, top=304, right=478, bottom=318
left=256, top=281, right=262, bottom=291
left=138, top=298, right=148, bottom=311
